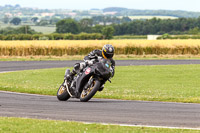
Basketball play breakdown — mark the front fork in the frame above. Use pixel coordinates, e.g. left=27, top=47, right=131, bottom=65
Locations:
left=83, top=77, right=95, bottom=90
left=64, top=79, right=73, bottom=97
left=84, top=76, right=105, bottom=91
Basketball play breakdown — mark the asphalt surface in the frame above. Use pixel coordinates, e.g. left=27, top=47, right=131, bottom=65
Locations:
left=0, top=91, right=200, bottom=129
left=1, top=60, right=200, bottom=72
left=0, top=60, right=200, bottom=129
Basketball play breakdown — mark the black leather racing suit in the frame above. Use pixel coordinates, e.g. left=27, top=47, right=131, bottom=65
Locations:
left=70, top=49, right=115, bottom=92
left=84, top=49, right=115, bottom=77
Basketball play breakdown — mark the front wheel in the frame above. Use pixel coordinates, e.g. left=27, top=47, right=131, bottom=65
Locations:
left=57, top=82, right=71, bottom=101
left=80, top=79, right=101, bottom=102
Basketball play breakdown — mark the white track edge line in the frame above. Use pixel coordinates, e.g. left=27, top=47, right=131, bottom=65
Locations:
left=0, top=90, right=200, bottom=105
left=0, top=90, right=54, bottom=97
left=0, top=71, right=16, bottom=73
left=2, top=116, right=200, bottom=130
left=83, top=122, right=200, bottom=130
left=0, top=91, right=200, bottom=130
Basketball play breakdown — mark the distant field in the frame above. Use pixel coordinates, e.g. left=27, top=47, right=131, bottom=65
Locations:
left=0, top=23, right=56, bottom=34
left=119, top=16, right=178, bottom=20
left=30, top=26, right=56, bottom=34
left=0, top=23, right=19, bottom=29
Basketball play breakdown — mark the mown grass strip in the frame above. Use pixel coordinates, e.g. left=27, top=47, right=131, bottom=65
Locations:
left=0, top=117, right=199, bottom=133
left=1, top=54, right=200, bottom=61
left=0, top=65, right=200, bottom=103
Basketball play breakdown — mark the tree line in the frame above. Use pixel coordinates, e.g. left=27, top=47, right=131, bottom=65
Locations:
left=55, top=17, right=200, bottom=35
left=112, top=17, right=200, bottom=35
left=2, top=17, right=200, bottom=39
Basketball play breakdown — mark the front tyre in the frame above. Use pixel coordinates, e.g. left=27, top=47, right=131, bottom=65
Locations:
left=57, top=82, right=71, bottom=101
left=80, top=79, right=101, bottom=102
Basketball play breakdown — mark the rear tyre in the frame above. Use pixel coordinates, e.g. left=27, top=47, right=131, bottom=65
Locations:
left=57, top=82, right=71, bottom=101
left=80, top=79, right=101, bottom=102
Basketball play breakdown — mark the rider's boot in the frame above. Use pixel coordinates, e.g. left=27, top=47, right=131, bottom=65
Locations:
left=70, top=86, right=80, bottom=98
left=98, top=84, right=104, bottom=91
left=66, top=62, right=83, bottom=82
left=66, top=69, right=76, bottom=83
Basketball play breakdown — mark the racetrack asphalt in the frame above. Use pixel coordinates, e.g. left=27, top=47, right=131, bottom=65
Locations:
left=0, top=91, right=200, bottom=129
left=0, top=60, right=200, bottom=129
left=1, top=59, right=200, bottom=72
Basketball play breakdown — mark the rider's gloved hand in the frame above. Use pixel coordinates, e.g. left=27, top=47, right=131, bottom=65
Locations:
left=85, top=59, right=95, bottom=66
left=110, top=67, right=114, bottom=77
left=80, top=62, right=87, bottom=69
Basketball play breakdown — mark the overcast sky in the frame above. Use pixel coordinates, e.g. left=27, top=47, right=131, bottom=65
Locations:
left=1, top=0, right=200, bottom=12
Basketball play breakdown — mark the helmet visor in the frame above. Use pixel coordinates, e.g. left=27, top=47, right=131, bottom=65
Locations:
left=104, top=52, right=113, bottom=59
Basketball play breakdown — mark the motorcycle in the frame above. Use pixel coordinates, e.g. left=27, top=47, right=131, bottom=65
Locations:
left=57, top=58, right=112, bottom=102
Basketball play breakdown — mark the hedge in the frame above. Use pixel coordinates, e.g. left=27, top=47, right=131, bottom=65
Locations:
left=0, top=33, right=104, bottom=40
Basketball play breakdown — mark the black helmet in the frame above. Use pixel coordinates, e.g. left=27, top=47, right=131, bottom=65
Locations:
left=102, top=44, right=114, bottom=59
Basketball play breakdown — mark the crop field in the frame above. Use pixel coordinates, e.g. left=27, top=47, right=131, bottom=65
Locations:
left=1, top=40, right=200, bottom=56
left=119, top=16, right=178, bottom=20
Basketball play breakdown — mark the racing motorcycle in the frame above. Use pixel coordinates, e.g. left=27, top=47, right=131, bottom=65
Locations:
left=57, top=58, right=112, bottom=102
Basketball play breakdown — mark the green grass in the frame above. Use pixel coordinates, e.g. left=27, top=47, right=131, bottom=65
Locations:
left=0, top=65, right=200, bottom=103
left=1, top=55, right=200, bottom=61
left=113, top=35, right=147, bottom=39
left=0, top=23, right=56, bottom=34
left=0, top=55, right=85, bottom=61
left=30, top=25, right=56, bottom=34
left=0, top=117, right=199, bottom=133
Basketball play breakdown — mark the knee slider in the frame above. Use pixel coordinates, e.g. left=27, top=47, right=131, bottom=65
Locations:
left=74, top=63, right=80, bottom=71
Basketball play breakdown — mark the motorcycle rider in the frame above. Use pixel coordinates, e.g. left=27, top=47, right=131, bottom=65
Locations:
left=66, top=44, right=115, bottom=91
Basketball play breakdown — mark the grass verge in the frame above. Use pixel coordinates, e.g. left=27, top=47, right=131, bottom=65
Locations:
left=0, top=117, right=199, bottom=133
left=0, top=65, right=200, bottom=103
left=1, top=55, right=200, bottom=61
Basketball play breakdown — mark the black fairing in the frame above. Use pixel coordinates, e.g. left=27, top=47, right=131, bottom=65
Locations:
left=76, top=67, right=95, bottom=93
left=75, top=58, right=112, bottom=94
left=95, top=62, right=111, bottom=80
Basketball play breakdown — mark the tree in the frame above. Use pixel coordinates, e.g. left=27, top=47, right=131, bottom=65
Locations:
left=188, top=27, right=200, bottom=35
left=18, top=26, right=38, bottom=34
left=92, top=24, right=104, bottom=33
left=102, top=26, right=115, bottom=39
left=49, top=18, right=60, bottom=25
left=31, top=17, right=39, bottom=23
left=121, top=17, right=132, bottom=23
left=3, top=15, right=9, bottom=24
left=0, top=26, right=38, bottom=35
left=79, top=18, right=93, bottom=33
left=56, top=19, right=80, bottom=34
left=36, top=20, right=49, bottom=26
left=10, top=17, right=21, bottom=25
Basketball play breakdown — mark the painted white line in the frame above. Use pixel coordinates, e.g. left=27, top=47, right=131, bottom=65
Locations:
left=83, top=122, right=200, bottom=130
left=0, top=90, right=54, bottom=97
left=0, top=90, right=200, bottom=105
left=4, top=116, right=200, bottom=130
left=0, top=91, right=200, bottom=130
left=0, top=71, right=16, bottom=73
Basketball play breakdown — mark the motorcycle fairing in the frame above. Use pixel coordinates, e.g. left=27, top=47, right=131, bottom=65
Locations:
left=76, top=66, right=95, bottom=94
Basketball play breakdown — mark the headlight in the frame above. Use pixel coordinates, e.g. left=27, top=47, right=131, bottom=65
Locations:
left=105, top=63, right=109, bottom=68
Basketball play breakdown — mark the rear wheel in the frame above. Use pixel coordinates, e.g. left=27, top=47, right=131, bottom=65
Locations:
left=57, top=82, right=71, bottom=101
left=80, top=79, right=101, bottom=102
